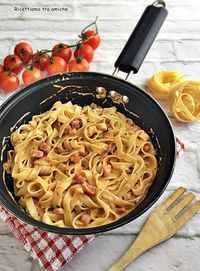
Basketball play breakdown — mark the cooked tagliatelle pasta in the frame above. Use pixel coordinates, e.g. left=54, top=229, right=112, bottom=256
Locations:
left=169, top=80, right=200, bottom=122
left=147, top=70, right=184, bottom=100
left=4, top=101, right=157, bottom=228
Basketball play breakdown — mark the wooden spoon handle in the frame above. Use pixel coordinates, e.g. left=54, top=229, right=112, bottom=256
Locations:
left=108, top=242, right=144, bottom=271
left=107, top=214, right=161, bottom=271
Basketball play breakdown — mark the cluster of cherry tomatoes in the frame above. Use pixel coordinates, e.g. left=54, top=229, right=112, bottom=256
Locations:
left=0, top=20, right=101, bottom=93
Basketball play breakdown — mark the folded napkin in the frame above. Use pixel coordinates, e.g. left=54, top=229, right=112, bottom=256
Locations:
left=0, top=205, right=95, bottom=271
left=176, top=137, right=185, bottom=157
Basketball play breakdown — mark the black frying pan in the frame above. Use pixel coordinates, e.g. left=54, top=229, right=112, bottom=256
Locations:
left=0, top=1, right=176, bottom=235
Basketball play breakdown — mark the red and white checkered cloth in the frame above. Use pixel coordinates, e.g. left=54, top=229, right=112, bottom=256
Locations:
left=176, top=137, right=185, bottom=157
left=0, top=138, right=184, bottom=271
left=0, top=205, right=95, bottom=271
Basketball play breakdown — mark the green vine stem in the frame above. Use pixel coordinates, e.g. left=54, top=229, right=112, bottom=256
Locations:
left=24, top=17, right=99, bottom=68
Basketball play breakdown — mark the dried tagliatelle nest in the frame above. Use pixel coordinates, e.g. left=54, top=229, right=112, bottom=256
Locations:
left=147, top=70, right=184, bottom=100
left=147, top=70, right=200, bottom=123
left=168, top=80, right=200, bottom=122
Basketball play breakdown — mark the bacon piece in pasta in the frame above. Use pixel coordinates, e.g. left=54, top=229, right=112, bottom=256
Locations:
left=31, top=150, right=44, bottom=158
left=123, top=191, right=136, bottom=201
left=81, top=213, right=92, bottom=226
left=38, top=142, right=51, bottom=154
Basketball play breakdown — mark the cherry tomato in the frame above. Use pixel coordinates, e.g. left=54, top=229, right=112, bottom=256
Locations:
left=33, top=52, right=50, bottom=70
left=0, top=64, right=4, bottom=73
left=14, top=42, right=33, bottom=64
left=22, top=68, right=44, bottom=85
left=46, top=56, right=67, bottom=75
left=4, top=54, right=23, bottom=74
left=74, top=44, right=94, bottom=63
left=68, top=57, right=89, bottom=72
left=52, top=43, right=72, bottom=63
left=0, top=72, right=19, bottom=92
left=83, top=30, right=101, bottom=49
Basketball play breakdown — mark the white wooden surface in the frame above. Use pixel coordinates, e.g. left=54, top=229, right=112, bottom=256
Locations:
left=0, top=0, right=200, bottom=270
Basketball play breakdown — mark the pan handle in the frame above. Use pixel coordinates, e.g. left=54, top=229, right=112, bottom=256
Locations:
left=113, top=1, right=168, bottom=79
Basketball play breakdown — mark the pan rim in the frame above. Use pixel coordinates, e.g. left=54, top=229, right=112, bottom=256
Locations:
left=0, top=71, right=176, bottom=234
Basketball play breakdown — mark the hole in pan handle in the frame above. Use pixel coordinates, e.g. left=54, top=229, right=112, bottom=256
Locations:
left=113, top=1, right=168, bottom=80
